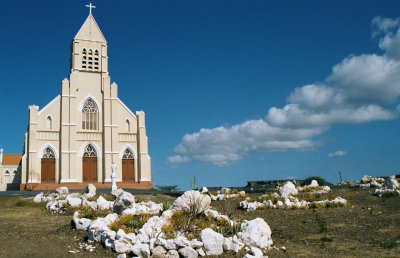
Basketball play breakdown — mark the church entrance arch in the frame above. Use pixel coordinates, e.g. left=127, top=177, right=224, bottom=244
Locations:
left=122, top=148, right=135, bottom=182
left=82, top=144, right=97, bottom=182
left=41, top=147, right=56, bottom=183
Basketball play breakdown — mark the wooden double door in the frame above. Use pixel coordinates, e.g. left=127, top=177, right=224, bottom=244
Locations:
left=41, top=158, right=55, bottom=183
left=82, top=157, right=97, bottom=182
left=122, top=158, right=135, bottom=182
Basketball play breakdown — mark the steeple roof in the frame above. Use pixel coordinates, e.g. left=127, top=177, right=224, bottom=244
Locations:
left=74, top=14, right=107, bottom=43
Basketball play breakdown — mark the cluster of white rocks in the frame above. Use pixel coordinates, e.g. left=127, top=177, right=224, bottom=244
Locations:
left=372, top=175, right=400, bottom=197
left=240, top=181, right=346, bottom=211
left=36, top=187, right=274, bottom=257
left=201, top=187, right=246, bottom=201
left=354, top=175, right=387, bottom=188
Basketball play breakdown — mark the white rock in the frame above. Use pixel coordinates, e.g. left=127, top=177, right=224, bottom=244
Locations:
left=113, top=239, right=132, bottom=253
left=201, top=187, right=208, bottom=193
left=117, top=254, right=126, bottom=258
left=231, top=235, right=244, bottom=252
left=33, top=193, right=43, bottom=203
left=104, top=238, right=114, bottom=249
left=112, top=188, right=124, bottom=198
left=152, top=245, right=167, bottom=258
left=173, top=190, right=211, bottom=213
left=85, top=184, right=96, bottom=197
left=131, top=242, right=150, bottom=257
left=150, top=238, right=156, bottom=250
left=123, top=233, right=136, bottom=244
left=179, top=246, right=198, bottom=258
left=276, top=200, right=283, bottom=208
left=361, top=175, right=372, bottom=183
left=97, top=196, right=110, bottom=210
left=56, top=186, right=69, bottom=195
left=189, top=239, right=203, bottom=249
left=196, top=248, right=205, bottom=257
left=247, top=202, right=258, bottom=211
left=310, top=180, right=319, bottom=188
left=174, top=236, right=190, bottom=247
left=165, top=239, right=177, bottom=250
left=223, top=237, right=232, bottom=251
left=116, top=229, right=126, bottom=239
left=204, top=209, right=219, bottom=218
left=83, top=200, right=97, bottom=210
left=67, top=197, right=81, bottom=207
left=240, top=218, right=273, bottom=249
left=166, top=249, right=180, bottom=258
left=385, top=176, right=400, bottom=190
left=151, top=246, right=167, bottom=258
left=72, top=211, right=92, bottom=230
left=113, top=191, right=135, bottom=214
left=279, top=181, right=298, bottom=197
left=283, top=198, right=292, bottom=208
left=239, top=190, right=246, bottom=196
left=221, top=187, right=231, bottom=194
left=200, top=228, right=224, bottom=256
left=162, top=210, right=174, bottom=219
left=250, top=246, right=264, bottom=257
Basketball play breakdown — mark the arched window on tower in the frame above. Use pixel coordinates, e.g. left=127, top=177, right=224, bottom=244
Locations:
left=47, top=116, right=52, bottom=130
left=82, top=48, right=87, bottom=69
left=125, top=119, right=130, bottom=132
left=94, top=50, right=99, bottom=70
left=82, top=98, right=98, bottom=130
left=88, top=49, right=93, bottom=70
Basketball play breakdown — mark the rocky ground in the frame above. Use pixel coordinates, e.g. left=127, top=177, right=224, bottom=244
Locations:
left=0, top=186, right=399, bottom=257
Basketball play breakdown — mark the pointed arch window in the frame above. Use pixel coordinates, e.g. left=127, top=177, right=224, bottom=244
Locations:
left=83, top=144, right=97, bottom=157
left=125, top=119, right=130, bottom=132
left=82, top=98, right=98, bottom=130
left=42, top=147, right=55, bottom=158
left=122, top=148, right=134, bottom=159
left=47, top=116, right=52, bottom=130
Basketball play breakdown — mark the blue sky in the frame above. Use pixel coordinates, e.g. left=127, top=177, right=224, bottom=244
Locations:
left=1, top=1, right=400, bottom=189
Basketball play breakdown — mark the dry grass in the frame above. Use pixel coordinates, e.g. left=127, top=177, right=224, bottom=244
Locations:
left=109, top=213, right=154, bottom=234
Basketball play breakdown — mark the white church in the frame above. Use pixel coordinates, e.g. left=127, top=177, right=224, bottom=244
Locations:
left=20, top=7, right=152, bottom=190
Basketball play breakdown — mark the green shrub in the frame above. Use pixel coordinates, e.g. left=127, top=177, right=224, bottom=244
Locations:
left=156, top=185, right=179, bottom=191
left=162, top=201, right=172, bottom=211
left=381, top=191, right=399, bottom=198
left=303, top=176, right=332, bottom=186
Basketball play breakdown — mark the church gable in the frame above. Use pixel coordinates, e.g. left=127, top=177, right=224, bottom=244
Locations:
left=37, top=95, right=60, bottom=131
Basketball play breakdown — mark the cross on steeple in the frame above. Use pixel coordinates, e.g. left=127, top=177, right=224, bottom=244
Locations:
left=86, top=3, right=96, bottom=15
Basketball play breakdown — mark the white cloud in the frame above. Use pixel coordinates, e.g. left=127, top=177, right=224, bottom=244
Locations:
left=328, top=151, right=347, bottom=157
left=166, top=155, right=191, bottom=166
left=372, top=16, right=400, bottom=37
left=167, top=16, right=400, bottom=167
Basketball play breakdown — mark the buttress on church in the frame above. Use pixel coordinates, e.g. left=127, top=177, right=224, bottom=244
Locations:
left=19, top=13, right=152, bottom=190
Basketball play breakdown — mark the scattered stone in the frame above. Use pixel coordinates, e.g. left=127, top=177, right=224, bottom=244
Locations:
left=173, top=190, right=211, bottom=213
left=279, top=181, right=298, bottom=198
left=152, top=245, right=167, bottom=258
left=241, top=218, right=273, bottom=249
left=201, top=228, right=224, bottom=256
left=85, top=184, right=96, bottom=198
left=56, top=186, right=69, bottom=195
left=179, top=246, right=198, bottom=258
left=113, top=191, right=135, bottom=214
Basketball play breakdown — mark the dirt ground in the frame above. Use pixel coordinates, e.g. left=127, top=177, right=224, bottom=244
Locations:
left=0, top=187, right=399, bottom=257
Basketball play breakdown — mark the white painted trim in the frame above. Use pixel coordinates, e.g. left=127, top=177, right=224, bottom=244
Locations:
left=61, top=151, right=77, bottom=154
left=62, top=123, right=77, bottom=126
left=104, top=97, right=118, bottom=100
left=104, top=178, right=121, bottom=182
left=62, top=95, right=77, bottom=98
left=117, top=98, right=136, bottom=118
left=119, top=144, right=137, bottom=159
left=105, top=151, right=119, bottom=154
left=104, top=124, right=118, bottom=127
left=140, top=178, right=151, bottom=181
left=38, top=142, right=59, bottom=158
left=29, top=151, right=37, bottom=153
left=78, top=142, right=102, bottom=158
left=140, top=152, right=147, bottom=154
left=60, top=179, right=78, bottom=183
left=27, top=179, right=40, bottom=183
left=38, top=95, right=61, bottom=116
left=78, top=94, right=101, bottom=113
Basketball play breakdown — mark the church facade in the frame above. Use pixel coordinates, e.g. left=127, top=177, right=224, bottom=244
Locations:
left=20, top=13, right=152, bottom=190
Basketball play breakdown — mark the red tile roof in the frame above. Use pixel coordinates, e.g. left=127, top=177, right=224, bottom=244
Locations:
left=2, top=154, right=22, bottom=165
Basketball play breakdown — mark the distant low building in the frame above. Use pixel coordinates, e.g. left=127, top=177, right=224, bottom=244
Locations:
left=0, top=149, right=22, bottom=191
